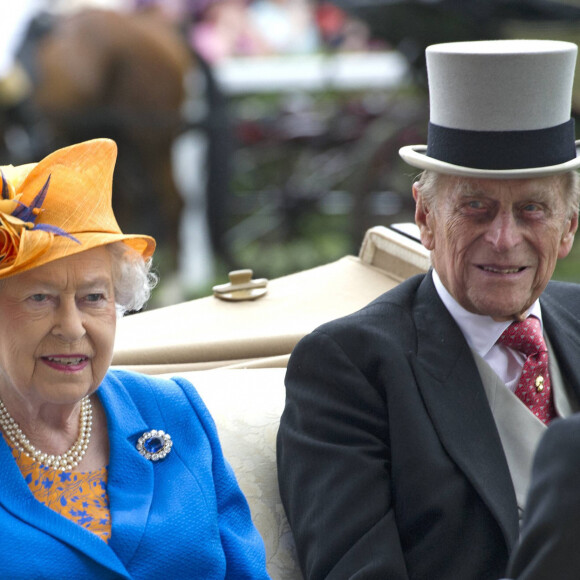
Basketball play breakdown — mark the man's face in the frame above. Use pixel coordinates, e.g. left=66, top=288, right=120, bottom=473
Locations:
left=415, top=175, right=578, bottom=321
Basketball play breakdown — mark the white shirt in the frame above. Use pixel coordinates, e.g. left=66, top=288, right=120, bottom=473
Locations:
left=432, top=270, right=543, bottom=393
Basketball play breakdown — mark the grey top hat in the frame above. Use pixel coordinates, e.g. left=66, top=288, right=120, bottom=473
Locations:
left=399, top=39, right=580, bottom=178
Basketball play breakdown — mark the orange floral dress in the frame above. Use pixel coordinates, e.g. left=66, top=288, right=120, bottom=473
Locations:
left=7, top=441, right=111, bottom=543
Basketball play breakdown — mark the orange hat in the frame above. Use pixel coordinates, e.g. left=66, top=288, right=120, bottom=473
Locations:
left=0, top=138, right=155, bottom=278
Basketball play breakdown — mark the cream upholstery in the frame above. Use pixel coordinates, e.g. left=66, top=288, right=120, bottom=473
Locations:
left=161, top=369, right=302, bottom=580
left=116, top=226, right=430, bottom=579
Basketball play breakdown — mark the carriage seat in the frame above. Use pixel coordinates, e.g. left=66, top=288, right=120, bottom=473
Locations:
left=161, top=368, right=301, bottom=580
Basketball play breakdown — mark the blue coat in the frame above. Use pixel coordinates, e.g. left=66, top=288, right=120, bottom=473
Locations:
left=0, top=369, right=270, bottom=579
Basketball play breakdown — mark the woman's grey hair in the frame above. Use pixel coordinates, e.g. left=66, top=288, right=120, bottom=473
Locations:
left=107, top=242, right=158, bottom=317
left=414, top=169, right=580, bottom=219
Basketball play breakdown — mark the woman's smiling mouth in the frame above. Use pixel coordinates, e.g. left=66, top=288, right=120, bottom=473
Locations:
left=42, top=356, right=89, bottom=370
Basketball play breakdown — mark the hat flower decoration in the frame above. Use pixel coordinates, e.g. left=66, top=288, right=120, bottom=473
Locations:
left=0, top=172, right=79, bottom=268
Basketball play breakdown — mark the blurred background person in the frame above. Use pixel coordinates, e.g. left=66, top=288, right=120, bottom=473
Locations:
left=505, top=413, right=580, bottom=580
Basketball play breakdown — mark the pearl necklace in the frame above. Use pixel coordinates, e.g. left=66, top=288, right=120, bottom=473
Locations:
left=0, top=396, right=93, bottom=471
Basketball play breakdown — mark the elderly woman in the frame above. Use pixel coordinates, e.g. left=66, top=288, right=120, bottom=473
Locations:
left=0, top=139, right=269, bottom=579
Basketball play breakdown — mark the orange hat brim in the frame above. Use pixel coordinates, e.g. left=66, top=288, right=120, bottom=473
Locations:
left=0, top=138, right=156, bottom=279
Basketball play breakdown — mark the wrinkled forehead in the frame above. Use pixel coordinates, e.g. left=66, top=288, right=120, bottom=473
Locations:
left=440, top=174, right=568, bottom=201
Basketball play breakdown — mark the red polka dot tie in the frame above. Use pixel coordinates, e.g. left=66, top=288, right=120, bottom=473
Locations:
left=498, top=317, right=556, bottom=425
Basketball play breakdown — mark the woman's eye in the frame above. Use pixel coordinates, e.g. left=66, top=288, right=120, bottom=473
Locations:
left=85, top=293, right=105, bottom=302
left=467, top=200, right=485, bottom=210
left=30, top=294, right=48, bottom=302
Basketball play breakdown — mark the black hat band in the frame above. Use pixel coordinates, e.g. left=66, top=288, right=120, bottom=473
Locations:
left=426, top=119, right=576, bottom=170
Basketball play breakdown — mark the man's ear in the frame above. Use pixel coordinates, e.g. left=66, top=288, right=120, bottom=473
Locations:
left=558, top=211, right=579, bottom=259
left=413, top=183, right=435, bottom=251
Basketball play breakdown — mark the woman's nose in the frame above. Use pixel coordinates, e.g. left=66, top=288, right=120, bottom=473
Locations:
left=52, top=300, right=85, bottom=341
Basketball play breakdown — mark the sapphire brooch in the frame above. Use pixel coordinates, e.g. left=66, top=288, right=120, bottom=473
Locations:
left=136, top=429, right=173, bottom=461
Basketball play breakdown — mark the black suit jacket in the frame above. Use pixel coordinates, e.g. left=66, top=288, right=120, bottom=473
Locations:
left=506, top=413, right=580, bottom=580
left=277, top=272, right=580, bottom=580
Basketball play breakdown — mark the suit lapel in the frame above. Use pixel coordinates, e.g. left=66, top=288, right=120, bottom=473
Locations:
left=541, top=289, right=580, bottom=402
left=410, top=274, right=520, bottom=550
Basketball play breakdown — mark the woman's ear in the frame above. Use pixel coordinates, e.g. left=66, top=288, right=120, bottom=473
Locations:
left=413, top=183, right=435, bottom=250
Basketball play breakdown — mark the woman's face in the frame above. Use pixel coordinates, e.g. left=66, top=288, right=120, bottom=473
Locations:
left=0, top=247, right=117, bottom=410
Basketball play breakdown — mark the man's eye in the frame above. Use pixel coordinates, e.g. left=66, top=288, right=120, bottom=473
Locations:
left=467, top=200, right=485, bottom=209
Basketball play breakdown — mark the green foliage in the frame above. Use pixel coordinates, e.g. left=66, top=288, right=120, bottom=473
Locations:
left=554, top=236, right=580, bottom=283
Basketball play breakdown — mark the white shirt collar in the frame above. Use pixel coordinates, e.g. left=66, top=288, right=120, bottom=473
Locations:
left=432, top=269, right=543, bottom=359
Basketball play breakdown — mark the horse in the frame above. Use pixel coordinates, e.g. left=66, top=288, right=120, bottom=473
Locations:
left=16, top=6, right=195, bottom=276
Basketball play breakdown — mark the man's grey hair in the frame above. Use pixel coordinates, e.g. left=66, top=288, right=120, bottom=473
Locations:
left=414, top=170, right=580, bottom=219
left=108, top=242, right=158, bottom=316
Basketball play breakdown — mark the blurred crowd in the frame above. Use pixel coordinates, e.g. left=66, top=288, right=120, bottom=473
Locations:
left=140, top=0, right=381, bottom=63
left=0, top=0, right=383, bottom=107
left=187, top=0, right=377, bottom=63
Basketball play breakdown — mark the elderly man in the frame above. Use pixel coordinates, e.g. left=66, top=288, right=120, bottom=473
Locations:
left=277, top=39, right=580, bottom=580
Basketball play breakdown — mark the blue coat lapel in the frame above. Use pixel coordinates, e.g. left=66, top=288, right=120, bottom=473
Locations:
left=410, top=273, right=520, bottom=551
left=98, top=376, right=156, bottom=566
left=0, top=418, right=130, bottom=578
left=0, top=375, right=157, bottom=577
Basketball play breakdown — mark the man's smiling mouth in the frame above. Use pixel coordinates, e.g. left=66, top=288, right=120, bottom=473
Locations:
left=479, top=266, right=525, bottom=274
